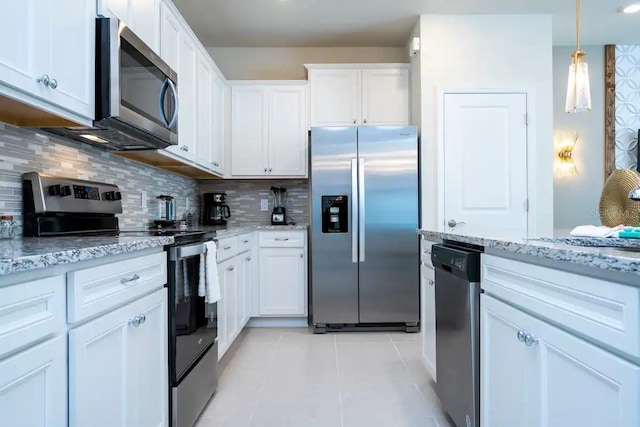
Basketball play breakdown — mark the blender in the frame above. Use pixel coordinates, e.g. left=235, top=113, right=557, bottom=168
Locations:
left=271, top=186, right=288, bottom=225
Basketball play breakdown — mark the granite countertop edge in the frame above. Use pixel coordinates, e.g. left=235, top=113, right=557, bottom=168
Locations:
left=417, top=229, right=640, bottom=276
left=215, top=224, right=308, bottom=237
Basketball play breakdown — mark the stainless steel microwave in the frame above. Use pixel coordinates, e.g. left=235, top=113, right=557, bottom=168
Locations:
left=42, top=18, right=178, bottom=151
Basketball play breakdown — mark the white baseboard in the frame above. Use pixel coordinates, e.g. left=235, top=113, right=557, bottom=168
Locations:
left=246, top=317, right=308, bottom=328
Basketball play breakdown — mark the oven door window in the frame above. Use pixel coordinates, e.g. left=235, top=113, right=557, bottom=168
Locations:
left=119, top=38, right=176, bottom=132
left=173, top=254, right=217, bottom=383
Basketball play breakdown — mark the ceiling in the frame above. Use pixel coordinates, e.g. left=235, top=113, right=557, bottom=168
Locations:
left=172, top=0, right=640, bottom=48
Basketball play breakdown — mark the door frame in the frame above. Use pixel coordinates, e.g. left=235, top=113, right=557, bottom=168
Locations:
left=437, top=87, right=537, bottom=238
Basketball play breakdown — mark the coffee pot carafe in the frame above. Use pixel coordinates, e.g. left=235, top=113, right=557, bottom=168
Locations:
left=156, top=195, right=176, bottom=225
left=203, top=193, right=231, bottom=226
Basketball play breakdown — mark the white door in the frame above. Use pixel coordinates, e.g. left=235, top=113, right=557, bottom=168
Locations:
left=240, top=253, right=253, bottom=327
left=309, top=69, right=360, bottom=126
left=481, top=295, right=537, bottom=427
left=217, top=261, right=229, bottom=360
left=128, top=0, right=160, bottom=53
left=267, top=85, right=307, bottom=177
left=231, top=85, right=268, bottom=176
left=259, top=248, right=306, bottom=316
left=361, top=68, right=409, bottom=126
left=196, top=54, right=213, bottom=169
left=126, top=290, right=168, bottom=427
left=443, top=93, right=528, bottom=238
left=45, top=0, right=95, bottom=119
left=210, top=75, right=225, bottom=174
left=0, top=336, right=67, bottom=427
left=420, top=264, right=436, bottom=382
left=0, top=1, right=45, bottom=98
left=224, top=259, right=239, bottom=341
left=159, top=1, right=180, bottom=71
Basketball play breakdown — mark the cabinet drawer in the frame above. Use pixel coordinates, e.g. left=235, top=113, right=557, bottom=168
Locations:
left=216, top=236, right=238, bottom=262
left=237, top=233, right=253, bottom=254
left=482, top=254, right=640, bottom=360
left=67, top=252, right=167, bottom=323
left=259, top=231, right=306, bottom=248
left=0, top=275, right=66, bottom=359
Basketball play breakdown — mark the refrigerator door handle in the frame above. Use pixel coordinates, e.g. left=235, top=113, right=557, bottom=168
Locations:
left=351, top=158, right=358, bottom=263
left=358, top=157, right=365, bottom=262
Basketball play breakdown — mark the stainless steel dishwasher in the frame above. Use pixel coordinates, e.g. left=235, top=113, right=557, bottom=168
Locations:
left=431, top=243, right=482, bottom=427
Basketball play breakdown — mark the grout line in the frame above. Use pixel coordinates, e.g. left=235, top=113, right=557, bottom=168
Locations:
left=334, top=334, right=345, bottom=427
left=246, top=330, right=283, bottom=427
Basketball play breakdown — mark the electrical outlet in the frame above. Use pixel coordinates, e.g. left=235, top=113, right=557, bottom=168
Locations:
left=186, top=197, right=190, bottom=212
left=260, top=199, right=269, bottom=211
left=141, top=190, right=147, bottom=211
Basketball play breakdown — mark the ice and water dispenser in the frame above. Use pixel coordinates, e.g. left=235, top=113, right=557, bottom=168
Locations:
left=321, top=196, right=349, bottom=233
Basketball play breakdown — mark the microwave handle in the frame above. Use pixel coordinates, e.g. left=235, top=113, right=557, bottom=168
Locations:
left=166, top=79, right=179, bottom=129
left=158, top=78, right=171, bottom=128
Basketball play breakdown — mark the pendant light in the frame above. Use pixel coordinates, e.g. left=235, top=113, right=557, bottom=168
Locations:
left=565, top=0, right=592, bottom=113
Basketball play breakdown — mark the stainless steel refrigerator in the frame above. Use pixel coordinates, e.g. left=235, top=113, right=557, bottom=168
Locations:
left=310, top=126, right=419, bottom=333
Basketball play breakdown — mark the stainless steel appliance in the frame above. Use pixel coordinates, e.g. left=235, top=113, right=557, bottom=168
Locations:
left=202, top=193, right=231, bottom=226
left=157, top=195, right=176, bottom=222
left=41, top=18, right=178, bottom=151
left=431, top=243, right=482, bottom=427
left=310, top=126, right=419, bottom=333
left=22, top=172, right=219, bottom=427
left=271, top=186, right=287, bottom=225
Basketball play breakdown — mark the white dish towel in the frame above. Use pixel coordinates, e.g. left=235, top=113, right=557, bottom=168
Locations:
left=569, top=225, right=624, bottom=238
left=199, top=241, right=221, bottom=303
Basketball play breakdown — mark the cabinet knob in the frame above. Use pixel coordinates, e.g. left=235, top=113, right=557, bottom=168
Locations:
left=363, top=118, right=367, bottom=124
left=352, top=119, right=356, bottom=124
left=524, top=333, right=539, bottom=347
left=227, top=266, right=235, bottom=271
left=268, top=168, right=272, bottom=173
left=49, top=78, right=58, bottom=89
left=517, top=330, right=526, bottom=342
left=300, top=253, right=303, bottom=258
left=120, top=274, right=140, bottom=284
left=264, top=168, right=268, bottom=173
left=428, top=279, right=434, bottom=286
left=129, top=316, right=142, bottom=327
left=139, top=313, right=146, bottom=324
left=37, top=74, right=50, bottom=87
left=245, top=256, right=251, bottom=261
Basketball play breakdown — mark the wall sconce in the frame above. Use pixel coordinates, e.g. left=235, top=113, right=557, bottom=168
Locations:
left=555, top=132, right=579, bottom=177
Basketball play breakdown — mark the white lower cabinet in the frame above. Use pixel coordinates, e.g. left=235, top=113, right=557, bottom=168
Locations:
left=69, top=288, right=168, bottom=427
left=420, top=264, right=436, bottom=382
left=0, top=335, right=67, bottom=427
left=239, top=253, right=253, bottom=327
left=482, top=294, right=640, bottom=427
left=258, top=247, right=306, bottom=316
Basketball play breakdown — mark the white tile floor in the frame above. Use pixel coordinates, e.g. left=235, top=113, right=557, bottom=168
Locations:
left=196, top=328, right=454, bottom=427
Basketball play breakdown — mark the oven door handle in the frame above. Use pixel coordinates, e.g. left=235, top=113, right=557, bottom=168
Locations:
left=170, top=243, right=205, bottom=260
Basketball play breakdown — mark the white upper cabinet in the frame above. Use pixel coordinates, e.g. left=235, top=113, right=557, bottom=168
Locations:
left=196, top=53, right=213, bottom=168
left=361, top=68, right=410, bottom=125
left=230, top=82, right=308, bottom=178
left=0, top=0, right=95, bottom=123
left=159, top=0, right=180, bottom=71
left=309, top=69, right=360, bottom=126
left=211, top=75, right=226, bottom=174
left=98, top=0, right=160, bottom=52
left=307, top=64, right=410, bottom=127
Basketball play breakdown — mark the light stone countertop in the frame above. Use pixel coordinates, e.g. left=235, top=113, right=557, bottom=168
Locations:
left=418, top=229, right=640, bottom=277
left=215, top=224, right=308, bottom=238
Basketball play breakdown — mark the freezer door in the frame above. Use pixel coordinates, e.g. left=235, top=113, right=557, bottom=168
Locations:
left=357, top=126, right=419, bottom=323
left=310, top=127, right=359, bottom=325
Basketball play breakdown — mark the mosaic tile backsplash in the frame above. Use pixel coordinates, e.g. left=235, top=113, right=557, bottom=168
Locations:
left=200, top=179, right=309, bottom=226
left=0, top=122, right=200, bottom=232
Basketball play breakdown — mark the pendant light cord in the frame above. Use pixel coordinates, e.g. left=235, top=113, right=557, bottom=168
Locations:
left=576, top=0, right=581, bottom=52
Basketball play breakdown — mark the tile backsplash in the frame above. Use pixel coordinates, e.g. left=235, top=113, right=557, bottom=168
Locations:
left=0, top=122, right=200, bottom=232
left=200, top=179, right=309, bottom=226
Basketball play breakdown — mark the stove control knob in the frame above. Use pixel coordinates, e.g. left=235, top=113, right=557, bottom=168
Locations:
left=114, top=191, right=122, bottom=200
left=48, top=184, right=61, bottom=196
left=105, top=191, right=122, bottom=201
left=59, top=185, right=71, bottom=197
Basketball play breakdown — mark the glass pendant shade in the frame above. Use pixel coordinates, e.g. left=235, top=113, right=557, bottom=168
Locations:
left=565, top=52, right=592, bottom=113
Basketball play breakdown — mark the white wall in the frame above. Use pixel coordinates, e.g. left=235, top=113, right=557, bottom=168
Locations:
left=408, top=21, right=421, bottom=131
left=553, top=46, right=605, bottom=232
left=207, top=47, right=407, bottom=80
left=418, top=15, right=554, bottom=237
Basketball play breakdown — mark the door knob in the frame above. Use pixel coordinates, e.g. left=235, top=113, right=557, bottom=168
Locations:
left=448, top=219, right=466, bottom=228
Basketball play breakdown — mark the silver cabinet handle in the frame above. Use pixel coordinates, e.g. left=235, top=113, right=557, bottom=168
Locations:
left=37, top=74, right=50, bottom=87
left=242, top=240, right=249, bottom=243
left=363, top=118, right=367, bottom=124
left=448, top=219, right=466, bottom=228
left=227, top=266, right=235, bottom=271
left=245, top=256, right=251, bottom=261
left=139, top=314, right=146, bottom=324
left=352, top=119, right=356, bottom=124
left=274, top=238, right=289, bottom=241
left=129, top=315, right=141, bottom=327
left=268, top=168, right=272, bottom=172
left=264, top=168, right=268, bottom=172
left=524, top=333, right=539, bottom=347
left=180, top=146, right=187, bottom=151
left=428, top=279, right=434, bottom=286
left=223, top=246, right=231, bottom=250
left=49, top=79, right=58, bottom=89
left=121, top=274, right=140, bottom=284
left=184, top=146, right=189, bottom=151
left=517, top=330, right=526, bottom=342
left=300, top=253, right=303, bottom=258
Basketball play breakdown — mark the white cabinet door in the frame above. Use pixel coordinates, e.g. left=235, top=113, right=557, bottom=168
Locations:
left=99, top=0, right=128, bottom=21
left=126, top=291, right=168, bottom=427
left=159, top=0, right=180, bottom=71
left=239, top=253, right=254, bottom=328
left=196, top=53, right=213, bottom=169
left=225, top=259, right=239, bottom=342
left=0, top=1, right=46, bottom=98
left=128, top=0, right=160, bottom=52
left=361, top=68, right=409, bottom=126
left=69, top=289, right=167, bottom=427
left=443, top=93, right=528, bottom=238
left=481, top=294, right=537, bottom=427
left=210, top=74, right=226, bottom=174
left=217, top=261, right=229, bottom=360
left=420, top=265, right=436, bottom=382
left=268, top=85, right=307, bottom=177
left=309, top=69, right=360, bottom=126
left=231, top=85, right=268, bottom=176
left=172, top=32, right=198, bottom=161
left=0, top=336, right=67, bottom=427
left=259, top=248, right=306, bottom=316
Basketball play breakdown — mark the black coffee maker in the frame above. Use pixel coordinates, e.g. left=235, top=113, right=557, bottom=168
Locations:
left=203, top=193, right=231, bottom=225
